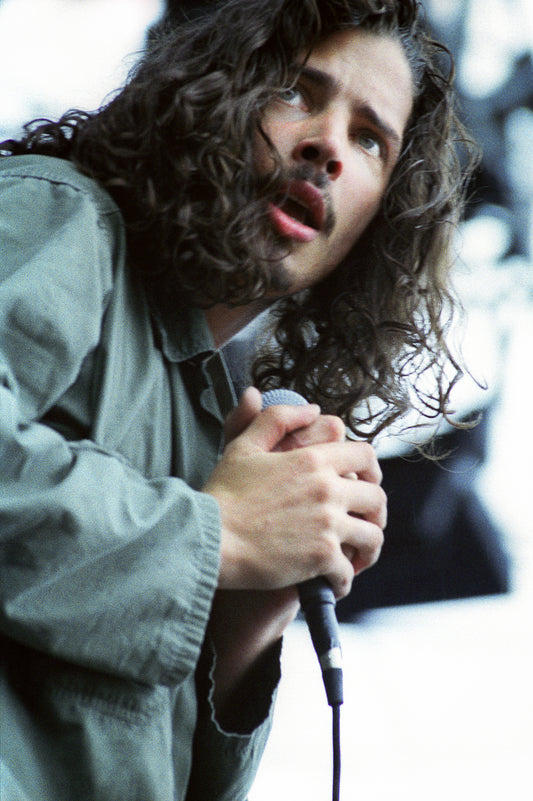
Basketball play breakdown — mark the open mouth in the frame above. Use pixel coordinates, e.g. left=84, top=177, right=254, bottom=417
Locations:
left=275, top=195, right=320, bottom=230
left=268, top=179, right=326, bottom=242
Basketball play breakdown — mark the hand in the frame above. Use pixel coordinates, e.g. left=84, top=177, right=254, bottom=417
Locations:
left=223, top=386, right=346, bottom=451
left=206, top=386, right=370, bottom=726
left=203, top=388, right=386, bottom=599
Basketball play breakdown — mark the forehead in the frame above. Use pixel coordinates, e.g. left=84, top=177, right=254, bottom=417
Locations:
left=303, top=27, right=414, bottom=138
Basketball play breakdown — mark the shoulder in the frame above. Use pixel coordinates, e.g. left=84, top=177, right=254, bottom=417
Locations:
left=0, top=155, right=126, bottom=289
left=0, top=154, right=119, bottom=217
left=0, top=156, right=128, bottom=418
left=0, top=154, right=125, bottom=255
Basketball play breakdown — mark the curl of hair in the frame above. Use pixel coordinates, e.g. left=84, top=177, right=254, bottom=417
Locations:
left=1, top=0, right=479, bottom=438
left=251, top=0, right=480, bottom=439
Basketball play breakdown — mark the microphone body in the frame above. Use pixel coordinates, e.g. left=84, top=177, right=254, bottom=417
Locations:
left=261, top=388, right=344, bottom=707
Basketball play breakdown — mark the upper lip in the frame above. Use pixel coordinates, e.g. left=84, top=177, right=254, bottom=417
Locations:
left=277, top=180, right=326, bottom=231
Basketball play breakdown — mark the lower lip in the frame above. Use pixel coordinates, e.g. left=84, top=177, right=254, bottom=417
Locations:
left=268, top=203, right=319, bottom=243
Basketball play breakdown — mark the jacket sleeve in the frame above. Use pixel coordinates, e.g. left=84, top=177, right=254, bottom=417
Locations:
left=186, top=638, right=282, bottom=801
left=0, top=168, right=221, bottom=688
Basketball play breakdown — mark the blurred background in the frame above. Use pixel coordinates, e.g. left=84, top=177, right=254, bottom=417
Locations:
left=1, top=1, right=531, bottom=799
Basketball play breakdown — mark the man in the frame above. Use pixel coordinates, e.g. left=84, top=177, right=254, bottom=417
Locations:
left=0, top=1, right=475, bottom=799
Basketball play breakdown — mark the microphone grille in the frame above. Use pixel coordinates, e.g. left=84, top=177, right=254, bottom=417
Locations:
left=261, top=389, right=308, bottom=409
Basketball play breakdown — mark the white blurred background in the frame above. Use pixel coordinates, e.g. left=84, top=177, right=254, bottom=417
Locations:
left=1, top=1, right=532, bottom=799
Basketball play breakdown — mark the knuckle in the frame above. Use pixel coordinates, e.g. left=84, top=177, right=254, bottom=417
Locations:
left=336, top=572, right=353, bottom=599
left=313, top=475, right=336, bottom=505
left=258, top=406, right=286, bottom=442
left=353, top=524, right=385, bottom=573
left=373, top=485, right=388, bottom=516
left=311, top=534, right=337, bottom=572
left=368, top=486, right=387, bottom=529
left=368, top=525, right=385, bottom=562
left=266, top=406, right=290, bottom=436
left=296, top=445, right=325, bottom=475
left=323, top=415, right=346, bottom=442
left=315, top=504, right=337, bottom=533
left=357, top=441, right=382, bottom=479
left=356, top=440, right=374, bottom=460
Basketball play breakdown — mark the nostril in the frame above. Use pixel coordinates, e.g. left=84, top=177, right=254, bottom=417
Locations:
left=326, top=159, right=341, bottom=178
left=301, top=144, right=320, bottom=161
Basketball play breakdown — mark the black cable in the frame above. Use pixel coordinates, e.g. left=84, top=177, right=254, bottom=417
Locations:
left=332, top=703, right=342, bottom=801
left=260, top=390, right=344, bottom=799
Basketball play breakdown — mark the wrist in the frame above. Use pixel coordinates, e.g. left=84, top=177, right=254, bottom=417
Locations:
left=201, top=636, right=283, bottom=734
left=207, top=588, right=299, bottom=726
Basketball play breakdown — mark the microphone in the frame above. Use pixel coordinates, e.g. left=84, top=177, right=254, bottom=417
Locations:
left=261, top=388, right=343, bottom=707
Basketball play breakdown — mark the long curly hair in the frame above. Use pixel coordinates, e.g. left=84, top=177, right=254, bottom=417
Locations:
left=1, top=0, right=478, bottom=438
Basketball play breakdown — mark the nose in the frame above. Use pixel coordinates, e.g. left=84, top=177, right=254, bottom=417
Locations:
left=292, top=120, right=344, bottom=180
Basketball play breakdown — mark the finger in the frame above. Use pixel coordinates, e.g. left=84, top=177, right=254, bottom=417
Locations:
left=298, top=493, right=384, bottom=598
left=326, top=560, right=355, bottom=600
left=232, top=402, right=321, bottom=454
left=344, top=440, right=383, bottom=484
left=277, top=414, right=346, bottom=452
left=324, top=518, right=384, bottom=596
left=341, top=543, right=357, bottom=562
left=343, top=476, right=388, bottom=529
left=224, top=387, right=262, bottom=444
left=304, top=440, right=382, bottom=485
left=347, top=519, right=385, bottom=574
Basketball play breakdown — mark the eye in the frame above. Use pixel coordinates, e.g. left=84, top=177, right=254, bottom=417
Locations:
left=356, top=130, right=385, bottom=159
left=278, top=85, right=308, bottom=111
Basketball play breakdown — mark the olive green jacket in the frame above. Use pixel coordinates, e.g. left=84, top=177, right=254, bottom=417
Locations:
left=0, top=155, right=278, bottom=801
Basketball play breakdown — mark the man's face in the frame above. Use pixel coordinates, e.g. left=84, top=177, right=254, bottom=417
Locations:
left=257, top=27, right=414, bottom=294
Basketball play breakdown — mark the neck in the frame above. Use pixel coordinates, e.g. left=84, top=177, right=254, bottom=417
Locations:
left=204, top=300, right=272, bottom=348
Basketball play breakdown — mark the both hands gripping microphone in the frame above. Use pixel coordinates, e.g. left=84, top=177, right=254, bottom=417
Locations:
left=261, top=388, right=344, bottom=708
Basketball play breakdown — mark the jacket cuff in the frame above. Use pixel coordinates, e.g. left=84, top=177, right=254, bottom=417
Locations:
left=186, top=637, right=282, bottom=801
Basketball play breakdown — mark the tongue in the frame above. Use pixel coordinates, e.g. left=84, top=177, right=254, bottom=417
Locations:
left=268, top=202, right=319, bottom=243
left=280, top=197, right=314, bottom=229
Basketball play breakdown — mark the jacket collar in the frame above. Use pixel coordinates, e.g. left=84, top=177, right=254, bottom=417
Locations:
left=151, top=301, right=216, bottom=364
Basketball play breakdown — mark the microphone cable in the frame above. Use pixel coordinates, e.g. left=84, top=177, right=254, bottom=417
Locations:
left=298, top=575, right=343, bottom=801
left=261, top=389, right=344, bottom=801
left=333, top=702, right=341, bottom=801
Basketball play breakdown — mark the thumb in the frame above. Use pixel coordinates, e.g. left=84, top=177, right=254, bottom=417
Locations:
left=224, top=387, right=263, bottom=444
left=236, top=399, right=321, bottom=454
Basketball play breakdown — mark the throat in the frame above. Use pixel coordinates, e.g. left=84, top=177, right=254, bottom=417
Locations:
left=204, top=301, right=272, bottom=348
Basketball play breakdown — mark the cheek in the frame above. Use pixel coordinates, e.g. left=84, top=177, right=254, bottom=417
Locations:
left=336, top=186, right=382, bottom=252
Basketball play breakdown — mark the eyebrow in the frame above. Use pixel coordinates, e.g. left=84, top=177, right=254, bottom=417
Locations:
left=297, top=65, right=403, bottom=150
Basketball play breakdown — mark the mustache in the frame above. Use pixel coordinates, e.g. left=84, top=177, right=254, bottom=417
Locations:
left=257, top=163, right=337, bottom=237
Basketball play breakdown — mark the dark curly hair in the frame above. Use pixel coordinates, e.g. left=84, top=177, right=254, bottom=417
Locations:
left=1, top=0, right=478, bottom=438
